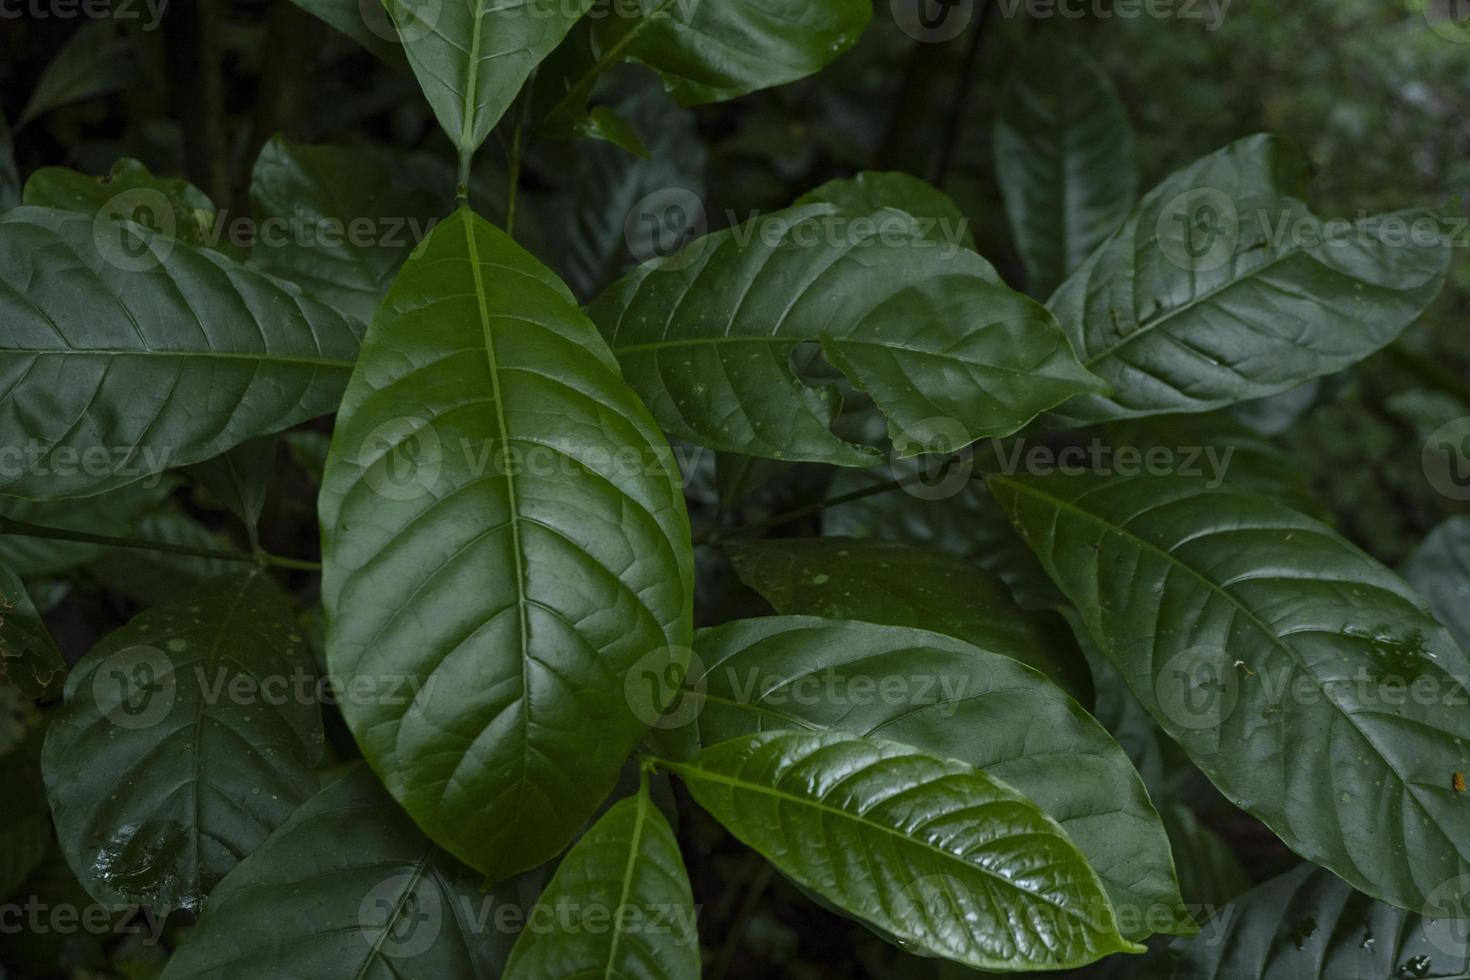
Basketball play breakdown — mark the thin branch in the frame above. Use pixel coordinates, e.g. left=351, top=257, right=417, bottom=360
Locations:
left=933, top=0, right=997, bottom=188
left=0, top=517, right=319, bottom=571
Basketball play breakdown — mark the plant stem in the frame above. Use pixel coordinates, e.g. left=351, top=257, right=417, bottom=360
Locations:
left=505, top=96, right=526, bottom=240
left=0, top=517, right=320, bottom=571
left=933, top=0, right=997, bottom=188
left=694, top=462, right=963, bottom=546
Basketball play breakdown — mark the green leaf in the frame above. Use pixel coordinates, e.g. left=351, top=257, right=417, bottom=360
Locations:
left=989, top=470, right=1470, bottom=916
left=1158, top=800, right=1251, bottom=914
left=319, top=208, right=693, bottom=882
left=384, top=0, right=593, bottom=167
left=796, top=172, right=976, bottom=251
left=1104, top=412, right=1326, bottom=519
left=86, top=508, right=241, bottom=605
left=994, top=39, right=1137, bottom=298
left=0, top=206, right=363, bottom=499
left=159, top=767, right=518, bottom=979
left=535, top=0, right=869, bottom=144
left=822, top=460, right=1066, bottom=611
left=23, top=159, right=227, bottom=254
left=285, top=0, right=411, bottom=68
left=725, top=536, right=1092, bottom=703
left=248, top=136, right=443, bottom=326
left=590, top=200, right=1105, bottom=465
left=548, top=78, right=707, bottom=301
left=501, top=777, right=699, bottom=978
left=42, top=570, right=324, bottom=913
left=1158, top=864, right=1470, bottom=979
left=17, top=18, right=137, bottom=129
left=1403, top=516, right=1470, bottom=653
left=686, top=617, right=1189, bottom=941
left=0, top=559, right=66, bottom=700
left=1042, top=134, right=1451, bottom=427
left=661, top=729, right=1143, bottom=969
left=183, top=437, right=277, bottom=545
left=0, top=480, right=173, bottom=575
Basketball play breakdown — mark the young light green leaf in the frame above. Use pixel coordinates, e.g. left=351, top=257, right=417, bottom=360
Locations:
left=1403, top=516, right=1470, bottom=653
left=0, top=560, right=65, bottom=701
left=1042, top=134, right=1450, bottom=427
left=249, top=136, right=443, bottom=325
left=535, top=0, right=870, bottom=145
left=0, top=207, right=363, bottom=499
left=159, top=767, right=520, bottom=979
left=989, top=470, right=1470, bottom=916
left=17, top=18, right=137, bottom=129
left=725, top=536, right=1092, bottom=703
left=23, top=159, right=225, bottom=253
left=661, top=729, right=1144, bottom=969
left=42, top=571, right=323, bottom=913
left=687, top=617, right=1190, bottom=940
left=319, top=208, right=693, bottom=883
left=590, top=201, right=1105, bottom=465
left=502, top=778, right=698, bottom=979
left=995, top=39, right=1136, bottom=298
left=384, top=0, right=592, bottom=170
left=1158, top=864, right=1470, bottom=979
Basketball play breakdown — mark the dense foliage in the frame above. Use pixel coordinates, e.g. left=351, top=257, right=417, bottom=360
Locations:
left=2, top=0, right=1469, bottom=977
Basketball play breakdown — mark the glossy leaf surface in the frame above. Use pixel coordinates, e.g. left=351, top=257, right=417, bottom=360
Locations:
left=319, top=208, right=693, bottom=882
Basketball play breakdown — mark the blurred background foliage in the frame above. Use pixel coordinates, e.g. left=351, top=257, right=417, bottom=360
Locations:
left=2, top=0, right=1468, bottom=976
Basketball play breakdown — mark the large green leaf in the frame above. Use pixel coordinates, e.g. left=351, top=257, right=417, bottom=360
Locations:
left=383, top=0, right=592, bottom=170
left=687, top=617, right=1189, bottom=941
left=535, top=0, right=869, bottom=144
left=1403, top=516, right=1470, bottom=653
left=0, top=559, right=65, bottom=700
left=590, top=199, right=1105, bottom=464
left=1041, top=135, right=1450, bottom=427
left=159, top=767, right=519, bottom=979
left=0, top=207, right=362, bottom=499
left=661, top=729, right=1143, bottom=970
left=249, top=136, right=443, bottom=326
left=994, top=39, right=1136, bottom=298
left=725, top=536, right=1091, bottom=702
left=23, top=159, right=225, bottom=253
left=86, top=508, right=241, bottom=605
left=501, top=776, right=698, bottom=978
left=42, top=570, right=323, bottom=913
left=1157, top=864, right=1470, bottom=979
left=989, top=470, right=1470, bottom=916
left=796, top=171, right=976, bottom=250
left=319, top=207, right=693, bottom=882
